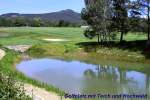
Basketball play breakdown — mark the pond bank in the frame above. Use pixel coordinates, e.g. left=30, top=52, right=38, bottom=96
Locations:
left=0, top=49, right=68, bottom=100
left=28, top=44, right=150, bottom=67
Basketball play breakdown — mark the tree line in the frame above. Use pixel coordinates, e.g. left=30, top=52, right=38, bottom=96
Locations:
left=81, top=0, right=150, bottom=42
left=0, top=17, right=80, bottom=27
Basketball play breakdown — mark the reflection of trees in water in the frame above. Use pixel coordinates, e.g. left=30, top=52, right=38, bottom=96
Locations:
left=84, top=65, right=119, bottom=82
left=83, top=65, right=150, bottom=95
left=83, top=65, right=122, bottom=94
left=84, top=69, right=96, bottom=79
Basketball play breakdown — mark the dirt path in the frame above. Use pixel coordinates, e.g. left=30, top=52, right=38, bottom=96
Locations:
left=24, top=83, right=64, bottom=100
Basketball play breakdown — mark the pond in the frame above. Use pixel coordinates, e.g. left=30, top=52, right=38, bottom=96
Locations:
left=16, top=58, right=150, bottom=99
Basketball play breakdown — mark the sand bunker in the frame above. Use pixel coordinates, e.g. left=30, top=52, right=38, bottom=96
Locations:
left=43, top=38, right=68, bottom=42
left=6, top=45, right=32, bottom=53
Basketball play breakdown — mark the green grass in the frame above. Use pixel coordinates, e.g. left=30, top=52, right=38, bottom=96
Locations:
left=0, top=27, right=147, bottom=45
left=117, top=32, right=147, bottom=41
left=0, top=27, right=88, bottom=45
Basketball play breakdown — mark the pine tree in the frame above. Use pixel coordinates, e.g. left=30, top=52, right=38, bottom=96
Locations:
left=112, top=0, right=129, bottom=43
left=82, top=0, right=113, bottom=43
left=130, top=0, right=150, bottom=40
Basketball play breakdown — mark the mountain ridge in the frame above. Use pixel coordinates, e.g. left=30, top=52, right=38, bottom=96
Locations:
left=0, top=9, right=82, bottom=23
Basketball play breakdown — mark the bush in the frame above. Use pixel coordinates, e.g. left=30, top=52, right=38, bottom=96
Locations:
left=0, top=50, right=30, bottom=99
left=0, top=72, right=31, bottom=100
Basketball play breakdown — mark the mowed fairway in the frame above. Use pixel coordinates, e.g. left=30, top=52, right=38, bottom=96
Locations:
left=0, top=27, right=147, bottom=45
left=0, top=27, right=86, bottom=45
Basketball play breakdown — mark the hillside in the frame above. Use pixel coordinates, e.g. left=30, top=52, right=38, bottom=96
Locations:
left=0, top=9, right=82, bottom=23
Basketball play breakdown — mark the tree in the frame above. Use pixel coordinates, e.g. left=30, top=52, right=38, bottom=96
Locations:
left=82, top=0, right=113, bottom=43
left=0, top=18, right=12, bottom=27
left=57, top=20, right=70, bottom=27
left=130, top=0, right=150, bottom=40
left=31, top=17, right=43, bottom=27
left=0, top=17, right=80, bottom=27
left=138, top=0, right=150, bottom=40
left=141, top=0, right=150, bottom=40
left=112, top=0, right=129, bottom=42
left=13, top=17, right=26, bottom=26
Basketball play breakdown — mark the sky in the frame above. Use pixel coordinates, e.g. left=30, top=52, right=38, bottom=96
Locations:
left=0, top=0, right=85, bottom=15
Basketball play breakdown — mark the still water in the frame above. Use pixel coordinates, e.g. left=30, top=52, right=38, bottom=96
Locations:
left=17, top=58, right=150, bottom=99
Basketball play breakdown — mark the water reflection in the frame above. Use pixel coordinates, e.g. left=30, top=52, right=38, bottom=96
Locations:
left=83, top=65, right=149, bottom=96
left=16, top=58, right=150, bottom=98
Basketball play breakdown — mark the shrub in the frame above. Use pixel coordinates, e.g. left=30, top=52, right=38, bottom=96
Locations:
left=0, top=72, right=31, bottom=100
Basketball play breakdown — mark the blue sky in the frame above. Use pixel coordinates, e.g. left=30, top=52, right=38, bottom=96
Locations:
left=0, top=0, right=85, bottom=15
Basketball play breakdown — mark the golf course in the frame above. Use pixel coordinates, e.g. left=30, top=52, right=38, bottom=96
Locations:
left=0, top=27, right=150, bottom=100
left=0, top=0, right=150, bottom=99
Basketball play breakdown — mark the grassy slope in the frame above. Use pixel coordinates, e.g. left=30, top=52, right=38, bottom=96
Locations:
left=0, top=27, right=87, bottom=45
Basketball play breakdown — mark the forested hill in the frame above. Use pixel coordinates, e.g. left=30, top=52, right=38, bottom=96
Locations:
left=0, top=9, right=81, bottom=23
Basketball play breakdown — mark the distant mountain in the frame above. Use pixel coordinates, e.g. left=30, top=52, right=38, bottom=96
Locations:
left=0, top=9, right=82, bottom=23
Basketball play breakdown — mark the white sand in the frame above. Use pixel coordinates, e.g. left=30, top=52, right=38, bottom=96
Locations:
left=5, top=45, right=32, bottom=52
left=43, top=38, right=68, bottom=42
left=0, top=49, right=5, bottom=60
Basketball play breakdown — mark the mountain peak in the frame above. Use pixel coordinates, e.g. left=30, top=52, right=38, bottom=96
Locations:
left=62, top=9, right=75, bottom=12
left=58, top=9, right=79, bottom=14
left=0, top=9, right=81, bottom=23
